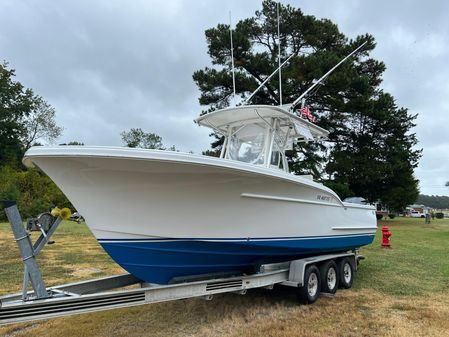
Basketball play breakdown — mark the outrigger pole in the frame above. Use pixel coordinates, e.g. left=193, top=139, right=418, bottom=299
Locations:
left=277, top=1, right=282, bottom=106
left=242, top=53, right=296, bottom=105
left=229, top=11, right=236, bottom=105
left=289, top=41, right=367, bottom=112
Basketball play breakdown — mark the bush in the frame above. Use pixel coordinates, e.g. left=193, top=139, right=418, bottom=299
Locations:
left=436, top=213, right=444, bottom=219
left=0, top=166, right=74, bottom=221
left=376, top=213, right=383, bottom=220
left=388, top=213, right=396, bottom=219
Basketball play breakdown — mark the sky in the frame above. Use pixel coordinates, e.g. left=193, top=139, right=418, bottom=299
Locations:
left=0, top=0, right=448, bottom=196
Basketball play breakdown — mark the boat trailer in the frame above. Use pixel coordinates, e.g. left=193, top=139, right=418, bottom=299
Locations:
left=0, top=202, right=361, bottom=326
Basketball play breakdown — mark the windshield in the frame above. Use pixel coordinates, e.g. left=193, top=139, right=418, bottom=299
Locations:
left=228, top=124, right=266, bottom=164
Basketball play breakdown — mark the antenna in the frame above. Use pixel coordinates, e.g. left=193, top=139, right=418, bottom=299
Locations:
left=229, top=11, right=236, bottom=105
left=242, top=53, right=295, bottom=105
left=289, top=41, right=367, bottom=112
left=277, top=1, right=282, bottom=106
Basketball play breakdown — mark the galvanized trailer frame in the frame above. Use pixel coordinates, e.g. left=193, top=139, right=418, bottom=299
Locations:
left=0, top=202, right=360, bottom=326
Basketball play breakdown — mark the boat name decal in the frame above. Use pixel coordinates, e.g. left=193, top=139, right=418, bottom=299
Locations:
left=317, top=195, right=331, bottom=202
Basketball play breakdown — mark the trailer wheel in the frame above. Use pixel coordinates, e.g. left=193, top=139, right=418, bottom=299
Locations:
left=319, top=260, right=338, bottom=294
left=338, top=257, right=354, bottom=289
left=297, top=265, right=321, bottom=304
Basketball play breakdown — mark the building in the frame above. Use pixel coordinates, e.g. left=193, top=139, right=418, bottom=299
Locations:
left=406, top=204, right=432, bottom=218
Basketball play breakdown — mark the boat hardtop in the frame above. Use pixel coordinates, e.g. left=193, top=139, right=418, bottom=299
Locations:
left=195, top=104, right=329, bottom=140
left=196, top=104, right=328, bottom=172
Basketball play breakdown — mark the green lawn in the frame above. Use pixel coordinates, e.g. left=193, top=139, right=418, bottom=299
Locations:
left=0, top=220, right=124, bottom=295
left=355, top=217, right=449, bottom=295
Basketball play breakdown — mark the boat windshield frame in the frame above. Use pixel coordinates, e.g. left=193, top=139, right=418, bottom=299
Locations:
left=221, top=116, right=295, bottom=171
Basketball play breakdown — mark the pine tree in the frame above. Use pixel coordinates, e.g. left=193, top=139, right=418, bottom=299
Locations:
left=193, top=0, right=421, bottom=210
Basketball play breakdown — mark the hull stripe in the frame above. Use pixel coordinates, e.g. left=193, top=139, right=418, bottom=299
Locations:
left=98, top=233, right=376, bottom=243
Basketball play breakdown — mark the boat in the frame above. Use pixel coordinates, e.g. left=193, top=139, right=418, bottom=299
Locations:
left=23, top=103, right=376, bottom=284
left=23, top=40, right=376, bottom=284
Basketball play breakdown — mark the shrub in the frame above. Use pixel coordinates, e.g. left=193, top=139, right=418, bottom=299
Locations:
left=388, top=213, right=396, bottom=219
left=376, top=213, right=383, bottom=220
left=436, top=213, right=444, bottom=219
left=0, top=166, right=74, bottom=221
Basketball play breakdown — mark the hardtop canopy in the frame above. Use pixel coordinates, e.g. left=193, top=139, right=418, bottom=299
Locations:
left=195, top=105, right=329, bottom=142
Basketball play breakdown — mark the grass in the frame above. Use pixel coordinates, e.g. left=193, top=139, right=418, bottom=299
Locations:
left=354, top=217, right=449, bottom=295
left=0, top=221, right=123, bottom=295
left=1, top=218, right=449, bottom=337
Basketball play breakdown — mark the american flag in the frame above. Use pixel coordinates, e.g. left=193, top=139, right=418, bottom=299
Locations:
left=299, top=105, right=314, bottom=123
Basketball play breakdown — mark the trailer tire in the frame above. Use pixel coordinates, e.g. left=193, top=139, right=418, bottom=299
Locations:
left=297, top=264, right=321, bottom=304
left=338, top=257, right=354, bottom=289
left=319, top=260, right=338, bottom=294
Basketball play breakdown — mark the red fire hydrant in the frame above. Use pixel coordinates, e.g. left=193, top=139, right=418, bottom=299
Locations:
left=381, top=225, right=392, bottom=248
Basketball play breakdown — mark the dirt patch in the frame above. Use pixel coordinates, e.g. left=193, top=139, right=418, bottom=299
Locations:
left=70, top=267, right=103, bottom=278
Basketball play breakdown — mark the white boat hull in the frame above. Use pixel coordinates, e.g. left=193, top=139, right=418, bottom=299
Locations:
left=24, top=147, right=377, bottom=283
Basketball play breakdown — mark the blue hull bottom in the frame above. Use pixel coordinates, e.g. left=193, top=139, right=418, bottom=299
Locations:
left=99, top=234, right=375, bottom=284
